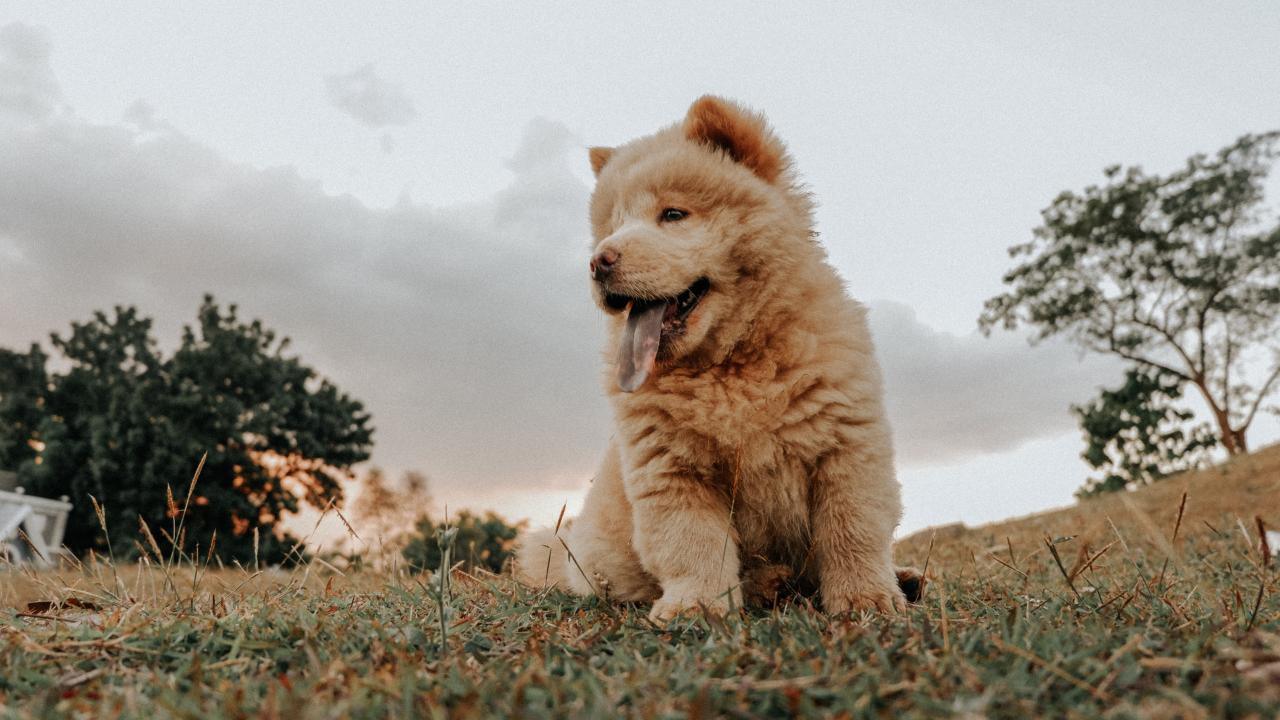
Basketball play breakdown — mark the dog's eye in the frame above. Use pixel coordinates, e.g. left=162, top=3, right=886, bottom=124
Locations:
left=659, top=208, right=688, bottom=223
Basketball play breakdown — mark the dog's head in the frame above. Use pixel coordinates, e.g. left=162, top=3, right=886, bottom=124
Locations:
left=587, top=96, right=814, bottom=392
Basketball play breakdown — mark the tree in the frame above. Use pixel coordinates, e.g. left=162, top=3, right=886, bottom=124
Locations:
left=349, top=467, right=432, bottom=545
left=980, top=131, right=1280, bottom=455
left=0, top=297, right=374, bottom=562
left=1073, top=367, right=1218, bottom=498
left=401, top=511, right=521, bottom=575
left=0, top=344, right=48, bottom=471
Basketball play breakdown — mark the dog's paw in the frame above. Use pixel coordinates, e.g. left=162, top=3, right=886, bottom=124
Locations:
left=823, top=576, right=907, bottom=615
left=648, top=596, right=700, bottom=624
left=591, top=572, right=612, bottom=600
left=647, top=580, right=739, bottom=624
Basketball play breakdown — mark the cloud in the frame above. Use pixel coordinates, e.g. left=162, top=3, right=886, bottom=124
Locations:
left=870, top=301, right=1121, bottom=466
left=122, top=98, right=172, bottom=133
left=324, top=64, right=417, bottom=127
left=0, top=30, right=605, bottom=501
left=0, top=23, right=61, bottom=119
left=0, top=24, right=1123, bottom=519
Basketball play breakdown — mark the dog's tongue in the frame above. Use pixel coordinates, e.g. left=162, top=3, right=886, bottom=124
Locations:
left=617, top=301, right=666, bottom=392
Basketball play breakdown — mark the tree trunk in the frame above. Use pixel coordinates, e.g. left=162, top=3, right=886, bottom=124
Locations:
left=1210, top=406, right=1246, bottom=455
left=1194, top=379, right=1247, bottom=456
left=1232, top=428, right=1248, bottom=455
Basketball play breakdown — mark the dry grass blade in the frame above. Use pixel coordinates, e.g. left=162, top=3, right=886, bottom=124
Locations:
left=15, top=529, right=47, bottom=566
left=332, top=503, right=362, bottom=543
left=167, top=453, right=207, bottom=568
left=87, top=494, right=124, bottom=600
left=544, top=502, right=568, bottom=589
left=1156, top=492, right=1191, bottom=588
left=557, top=536, right=619, bottom=618
left=1246, top=579, right=1267, bottom=631
left=918, top=530, right=936, bottom=602
left=1171, top=492, right=1188, bottom=543
left=987, top=552, right=1027, bottom=578
left=1068, top=541, right=1117, bottom=583
left=1044, top=535, right=1079, bottom=598
left=137, top=516, right=183, bottom=599
left=553, top=503, right=567, bottom=535
left=704, top=674, right=827, bottom=691
left=1257, top=516, right=1271, bottom=568
left=137, top=517, right=164, bottom=563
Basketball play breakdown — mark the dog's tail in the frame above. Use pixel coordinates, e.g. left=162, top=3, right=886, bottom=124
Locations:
left=511, top=522, right=573, bottom=591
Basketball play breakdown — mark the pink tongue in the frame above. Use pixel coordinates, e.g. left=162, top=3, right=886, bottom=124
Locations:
left=617, top=301, right=666, bottom=392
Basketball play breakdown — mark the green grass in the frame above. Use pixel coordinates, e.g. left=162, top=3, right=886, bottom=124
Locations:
left=2, top=511, right=1278, bottom=719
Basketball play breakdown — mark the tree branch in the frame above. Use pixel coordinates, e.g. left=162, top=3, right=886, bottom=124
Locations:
left=1223, top=327, right=1234, bottom=422
left=1101, top=340, right=1194, bottom=383
left=1096, top=294, right=1198, bottom=384
left=1240, top=360, right=1280, bottom=432
left=1195, top=285, right=1227, bottom=383
left=1125, top=313, right=1199, bottom=377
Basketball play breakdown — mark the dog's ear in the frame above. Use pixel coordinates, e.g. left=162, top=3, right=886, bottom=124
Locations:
left=683, top=95, right=786, bottom=183
left=589, top=146, right=614, bottom=177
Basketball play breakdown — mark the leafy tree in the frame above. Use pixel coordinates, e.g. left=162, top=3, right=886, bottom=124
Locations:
left=1073, top=368, right=1218, bottom=497
left=0, top=297, right=374, bottom=562
left=980, top=131, right=1280, bottom=455
left=0, top=344, right=48, bottom=471
left=402, top=511, right=521, bottom=575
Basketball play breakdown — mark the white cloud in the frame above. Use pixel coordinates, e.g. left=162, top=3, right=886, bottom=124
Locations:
left=0, top=23, right=60, bottom=119
left=870, top=301, right=1121, bottom=467
left=324, top=64, right=417, bottom=128
left=0, top=26, right=605, bottom=502
left=122, top=98, right=170, bottom=133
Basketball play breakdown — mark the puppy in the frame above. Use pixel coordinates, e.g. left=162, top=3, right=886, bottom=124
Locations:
left=515, top=96, right=914, bottom=622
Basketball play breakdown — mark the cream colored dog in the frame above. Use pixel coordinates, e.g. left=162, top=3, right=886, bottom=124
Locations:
left=514, top=96, right=912, bottom=622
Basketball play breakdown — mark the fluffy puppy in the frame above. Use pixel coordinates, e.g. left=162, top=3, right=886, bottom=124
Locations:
left=515, top=96, right=912, bottom=622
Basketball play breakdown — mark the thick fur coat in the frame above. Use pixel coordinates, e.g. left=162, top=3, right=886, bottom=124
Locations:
left=514, top=96, right=910, bottom=622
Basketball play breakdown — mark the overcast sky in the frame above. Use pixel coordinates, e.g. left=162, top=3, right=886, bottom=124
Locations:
left=2, top=2, right=1278, bottom=538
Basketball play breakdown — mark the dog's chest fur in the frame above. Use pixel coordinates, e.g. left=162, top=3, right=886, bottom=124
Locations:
left=730, top=453, right=815, bottom=583
left=619, top=351, right=848, bottom=580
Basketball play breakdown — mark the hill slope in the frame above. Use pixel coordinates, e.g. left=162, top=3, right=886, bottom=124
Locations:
left=895, top=442, right=1280, bottom=572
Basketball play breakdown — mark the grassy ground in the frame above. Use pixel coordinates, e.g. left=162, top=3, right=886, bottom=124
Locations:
left=3, top=450, right=1279, bottom=718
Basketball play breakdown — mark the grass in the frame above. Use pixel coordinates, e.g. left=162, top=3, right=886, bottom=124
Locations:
left=2, top=449, right=1279, bottom=718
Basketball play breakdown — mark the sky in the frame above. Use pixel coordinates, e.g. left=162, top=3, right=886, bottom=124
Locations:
left=2, top=2, right=1278, bottom=542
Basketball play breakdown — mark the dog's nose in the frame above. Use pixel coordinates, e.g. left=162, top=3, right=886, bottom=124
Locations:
left=590, top=248, right=619, bottom=281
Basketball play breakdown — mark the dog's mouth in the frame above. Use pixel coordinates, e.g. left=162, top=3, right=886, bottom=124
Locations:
left=610, top=277, right=710, bottom=392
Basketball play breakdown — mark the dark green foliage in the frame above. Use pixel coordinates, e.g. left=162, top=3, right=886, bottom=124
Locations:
left=0, top=344, right=47, bottom=470
left=980, top=131, right=1280, bottom=455
left=1073, top=368, right=1217, bottom=497
left=0, top=296, right=373, bottom=562
left=402, top=511, right=521, bottom=574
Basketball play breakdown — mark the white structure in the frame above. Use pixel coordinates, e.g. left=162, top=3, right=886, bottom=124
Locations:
left=0, top=484, right=72, bottom=567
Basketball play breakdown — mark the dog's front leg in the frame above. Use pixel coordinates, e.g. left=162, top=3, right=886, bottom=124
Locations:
left=811, top=433, right=906, bottom=614
left=627, top=461, right=741, bottom=623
